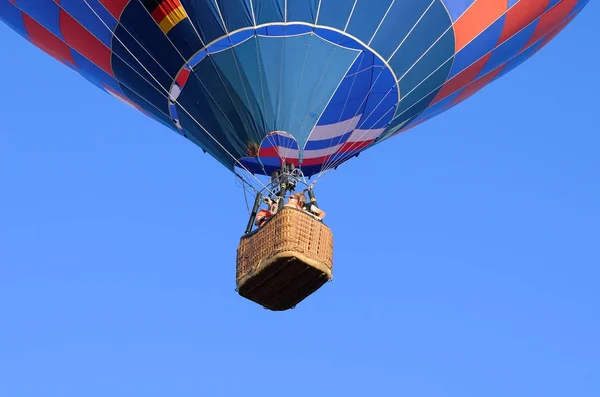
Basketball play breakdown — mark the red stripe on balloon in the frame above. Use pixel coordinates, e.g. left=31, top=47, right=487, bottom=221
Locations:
left=22, top=13, right=75, bottom=68
left=498, top=0, right=550, bottom=45
left=432, top=54, right=492, bottom=105
left=151, top=0, right=181, bottom=23
left=59, top=9, right=114, bottom=76
left=451, top=64, right=506, bottom=105
left=97, top=0, right=130, bottom=20
left=524, top=0, right=578, bottom=48
left=175, top=68, right=190, bottom=87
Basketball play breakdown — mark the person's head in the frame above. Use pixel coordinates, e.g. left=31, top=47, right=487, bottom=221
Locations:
left=263, top=197, right=277, bottom=211
left=289, top=192, right=306, bottom=206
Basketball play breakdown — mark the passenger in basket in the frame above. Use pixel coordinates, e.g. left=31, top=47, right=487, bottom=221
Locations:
left=285, top=192, right=326, bottom=221
left=255, top=197, right=277, bottom=228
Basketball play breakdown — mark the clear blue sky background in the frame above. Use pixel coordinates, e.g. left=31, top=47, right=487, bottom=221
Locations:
left=1, top=5, right=599, bottom=396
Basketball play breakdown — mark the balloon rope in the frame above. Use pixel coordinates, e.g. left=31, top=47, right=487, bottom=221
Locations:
left=134, top=1, right=253, bottom=144
left=313, top=0, right=557, bottom=181
left=324, top=0, right=570, bottom=168
left=312, top=54, right=379, bottom=175
left=312, top=0, right=437, bottom=177
left=78, top=0, right=277, bottom=196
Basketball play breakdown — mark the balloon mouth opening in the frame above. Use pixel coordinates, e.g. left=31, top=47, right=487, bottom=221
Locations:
left=167, top=24, right=398, bottom=179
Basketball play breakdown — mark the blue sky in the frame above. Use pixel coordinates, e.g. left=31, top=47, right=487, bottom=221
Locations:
left=1, top=4, right=599, bottom=396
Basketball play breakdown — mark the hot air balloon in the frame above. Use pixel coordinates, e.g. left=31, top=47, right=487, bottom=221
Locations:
left=0, top=0, right=589, bottom=310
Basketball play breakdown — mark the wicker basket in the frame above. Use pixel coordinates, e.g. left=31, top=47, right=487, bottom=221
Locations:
left=236, top=206, right=334, bottom=311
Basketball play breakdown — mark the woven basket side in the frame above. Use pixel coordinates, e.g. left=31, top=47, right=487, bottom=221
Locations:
left=236, top=207, right=333, bottom=282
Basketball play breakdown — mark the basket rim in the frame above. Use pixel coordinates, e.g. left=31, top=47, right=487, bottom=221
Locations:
left=240, top=206, right=331, bottom=241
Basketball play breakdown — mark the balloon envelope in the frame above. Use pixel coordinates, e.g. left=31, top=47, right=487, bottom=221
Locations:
left=0, top=0, right=589, bottom=177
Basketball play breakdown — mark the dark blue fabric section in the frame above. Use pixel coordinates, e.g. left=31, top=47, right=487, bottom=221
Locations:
left=388, top=0, right=453, bottom=79
left=164, top=20, right=204, bottom=60
left=396, top=57, right=452, bottom=119
left=14, top=0, right=63, bottom=39
left=84, top=0, right=119, bottom=32
left=181, top=0, right=227, bottom=45
left=176, top=60, right=259, bottom=169
left=211, top=39, right=267, bottom=144
left=111, top=24, right=173, bottom=108
left=398, top=28, right=454, bottom=102
left=448, top=15, right=506, bottom=79
left=71, top=51, right=120, bottom=92
left=379, top=86, right=442, bottom=140
left=255, top=0, right=284, bottom=25
left=58, top=0, right=114, bottom=47
left=118, top=81, right=174, bottom=128
left=0, top=0, right=28, bottom=37
left=215, top=0, right=253, bottom=32
left=228, top=36, right=276, bottom=133
left=287, top=0, right=319, bottom=24
left=345, top=0, right=394, bottom=45
left=117, top=1, right=186, bottom=82
left=369, top=0, right=434, bottom=60
left=476, top=22, right=538, bottom=79
left=316, top=0, right=356, bottom=31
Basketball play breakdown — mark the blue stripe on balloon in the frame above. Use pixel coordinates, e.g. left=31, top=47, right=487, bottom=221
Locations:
left=0, top=0, right=28, bottom=38
left=58, top=0, right=114, bottom=48
left=14, top=0, right=63, bottom=40
left=476, top=21, right=538, bottom=79
left=448, top=14, right=506, bottom=79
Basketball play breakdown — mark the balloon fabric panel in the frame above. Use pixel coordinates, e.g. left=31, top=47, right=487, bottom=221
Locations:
left=0, top=0, right=590, bottom=178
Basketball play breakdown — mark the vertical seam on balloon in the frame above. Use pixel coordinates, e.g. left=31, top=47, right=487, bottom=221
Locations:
left=316, top=53, right=373, bottom=173
left=394, top=0, right=522, bottom=88
left=10, top=1, right=176, bottom=129
left=386, top=0, right=436, bottom=62
left=177, top=22, right=401, bottom=90
left=321, top=103, right=396, bottom=173
left=367, top=0, right=396, bottom=46
left=319, top=82, right=395, bottom=174
left=254, top=38, right=281, bottom=168
left=17, top=2, right=117, bottom=83
left=395, top=0, right=557, bottom=108
left=437, top=0, right=457, bottom=93
left=82, top=2, right=277, bottom=192
left=315, top=0, right=322, bottom=25
left=212, top=0, right=265, bottom=137
left=386, top=8, right=569, bottom=136
left=213, top=0, right=229, bottom=34
left=287, top=34, right=315, bottom=135
left=249, top=0, right=257, bottom=26
left=284, top=0, right=288, bottom=23
left=299, top=47, right=362, bottom=155
left=343, top=0, right=358, bottom=32
left=93, top=0, right=133, bottom=81
left=133, top=1, right=245, bottom=135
